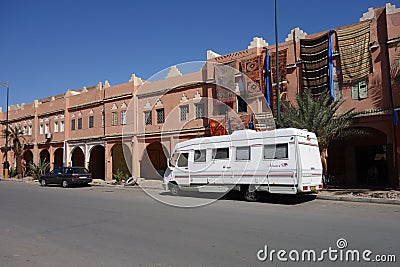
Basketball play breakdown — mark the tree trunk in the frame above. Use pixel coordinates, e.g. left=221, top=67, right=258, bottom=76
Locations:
left=320, top=148, right=328, bottom=177
left=16, top=153, right=22, bottom=179
left=14, top=143, right=24, bottom=179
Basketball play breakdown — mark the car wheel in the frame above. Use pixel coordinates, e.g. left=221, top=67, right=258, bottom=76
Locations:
left=169, top=183, right=180, bottom=196
left=242, top=185, right=260, bottom=202
left=62, top=180, right=68, bottom=188
left=40, top=179, right=47, bottom=187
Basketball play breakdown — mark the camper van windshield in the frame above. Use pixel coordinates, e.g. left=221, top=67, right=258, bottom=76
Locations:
left=177, top=153, right=189, bottom=167
left=170, top=153, right=179, bottom=167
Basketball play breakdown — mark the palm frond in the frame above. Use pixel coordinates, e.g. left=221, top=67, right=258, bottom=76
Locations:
left=280, top=90, right=363, bottom=151
left=391, top=41, right=400, bottom=83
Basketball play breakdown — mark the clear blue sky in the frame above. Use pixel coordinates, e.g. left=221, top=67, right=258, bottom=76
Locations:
left=0, top=0, right=397, bottom=106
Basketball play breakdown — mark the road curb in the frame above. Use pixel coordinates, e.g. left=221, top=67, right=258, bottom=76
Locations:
left=90, top=183, right=163, bottom=191
left=0, top=178, right=25, bottom=183
left=90, top=183, right=124, bottom=188
left=316, top=194, right=400, bottom=205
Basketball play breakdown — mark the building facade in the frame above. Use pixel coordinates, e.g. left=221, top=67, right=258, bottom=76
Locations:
left=1, top=3, right=399, bottom=186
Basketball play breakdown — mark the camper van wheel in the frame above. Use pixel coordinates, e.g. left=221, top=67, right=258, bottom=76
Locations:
left=241, top=185, right=260, bottom=202
left=169, top=183, right=180, bottom=196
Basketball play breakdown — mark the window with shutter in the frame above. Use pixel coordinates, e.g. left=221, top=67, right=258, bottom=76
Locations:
left=180, top=105, right=189, bottom=121
left=358, top=80, right=368, bottom=99
left=351, top=83, right=359, bottom=100
left=144, top=111, right=152, bottom=125
left=351, top=79, right=368, bottom=100
left=71, top=119, right=75, bottom=131
left=121, top=111, right=127, bottom=125
left=111, top=112, right=118, bottom=126
left=156, top=109, right=165, bottom=124
left=88, top=116, right=94, bottom=128
left=195, top=103, right=205, bottom=119
left=77, top=118, right=82, bottom=129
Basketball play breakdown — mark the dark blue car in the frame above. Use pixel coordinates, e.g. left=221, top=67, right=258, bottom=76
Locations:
left=39, top=167, right=92, bottom=188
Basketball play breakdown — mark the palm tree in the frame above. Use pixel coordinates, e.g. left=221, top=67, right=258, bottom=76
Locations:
left=2, top=126, right=26, bottom=178
left=279, top=89, right=359, bottom=176
left=28, top=158, right=50, bottom=180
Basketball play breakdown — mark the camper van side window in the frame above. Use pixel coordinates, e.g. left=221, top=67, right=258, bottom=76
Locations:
left=194, top=149, right=206, bottom=163
left=264, top=144, right=288, bottom=159
left=212, top=148, right=229, bottom=160
left=236, top=146, right=250, bottom=161
left=177, top=153, right=189, bottom=167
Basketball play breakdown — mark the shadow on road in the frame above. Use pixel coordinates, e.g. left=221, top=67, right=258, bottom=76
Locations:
left=40, top=184, right=92, bottom=189
left=258, top=193, right=317, bottom=205
left=158, top=191, right=316, bottom=205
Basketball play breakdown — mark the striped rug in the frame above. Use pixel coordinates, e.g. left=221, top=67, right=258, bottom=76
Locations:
left=300, top=32, right=330, bottom=95
left=336, top=22, right=371, bottom=83
left=270, top=49, right=288, bottom=115
left=270, top=48, right=288, bottom=84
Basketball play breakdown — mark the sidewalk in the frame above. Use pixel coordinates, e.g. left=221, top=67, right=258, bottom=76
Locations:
left=2, top=176, right=400, bottom=205
left=316, top=188, right=400, bottom=205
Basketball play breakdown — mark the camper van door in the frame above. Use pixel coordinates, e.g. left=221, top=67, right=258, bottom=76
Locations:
left=208, top=146, right=231, bottom=185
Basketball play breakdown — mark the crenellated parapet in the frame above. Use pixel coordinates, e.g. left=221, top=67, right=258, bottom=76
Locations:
left=386, top=3, right=400, bottom=15
left=248, top=37, right=268, bottom=49
left=285, top=27, right=308, bottom=42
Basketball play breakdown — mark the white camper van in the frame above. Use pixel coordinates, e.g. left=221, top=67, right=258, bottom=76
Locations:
left=163, top=128, right=323, bottom=201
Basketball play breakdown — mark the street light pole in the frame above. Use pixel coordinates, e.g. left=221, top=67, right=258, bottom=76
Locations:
left=275, top=0, right=280, bottom=123
left=0, top=81, right=10, bottom=178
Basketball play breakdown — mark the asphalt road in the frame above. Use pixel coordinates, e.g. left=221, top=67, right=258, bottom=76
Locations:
left=0, top=182, right=398, bottom=267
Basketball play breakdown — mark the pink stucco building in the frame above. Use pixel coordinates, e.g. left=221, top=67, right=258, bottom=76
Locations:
left=1, top=3, right=400, bottom=187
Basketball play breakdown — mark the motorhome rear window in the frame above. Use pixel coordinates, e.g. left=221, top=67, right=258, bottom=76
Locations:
left=212, top=148, right=229, bottom=160
left=177, top=153, right=189, bottom=167
left=236, top=146, right=250, bottom=160
left=194, top=149, right=206, bottom=163
left=264, top=144, right=288, bottom=159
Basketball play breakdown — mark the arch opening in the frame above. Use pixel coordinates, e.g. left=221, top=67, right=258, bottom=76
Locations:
left=22, top=150, right=33, bottom=177
left=111, top=143, right=131, bottom=179
left=140, top=141, right=169, bottom=180
left=54, top=148, right=64, bottom=169
left=71, top=147, right=85, bottom=167
left=89, top=145, right=105, bottom=180
left=329, top=127, right=390, bottom=186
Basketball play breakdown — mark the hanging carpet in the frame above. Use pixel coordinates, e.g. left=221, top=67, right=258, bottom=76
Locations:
left=336, top=22, right=371, bottom=83
left=240, top=54, right=265, bottom=97
left=300, top=32, right=330, bottom=95
left=269, top=48, right=288, bottom=115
